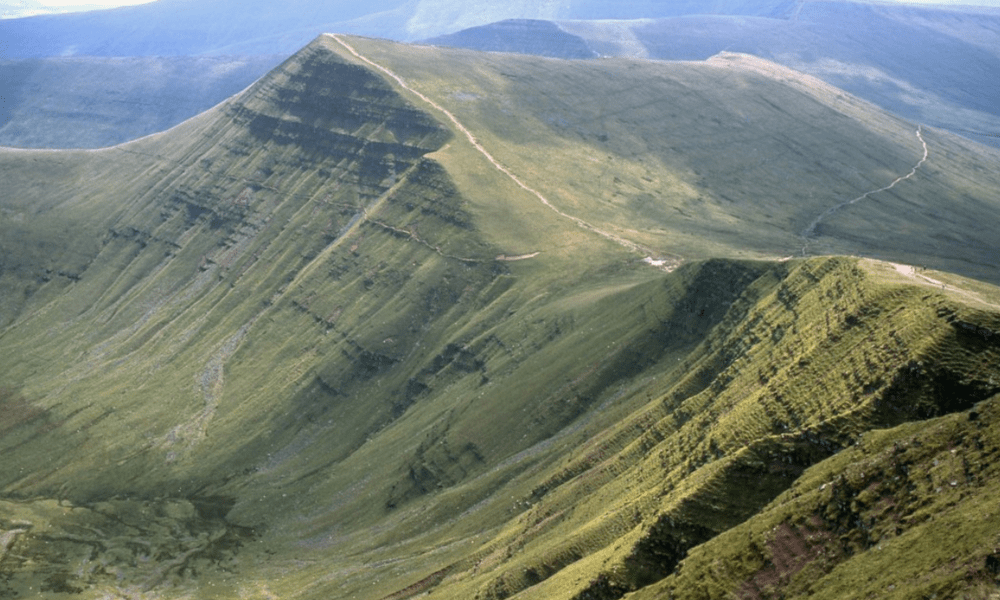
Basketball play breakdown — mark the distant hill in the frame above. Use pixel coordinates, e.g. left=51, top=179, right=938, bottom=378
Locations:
left=420, top=19, right=597, bottom=59
left=428, top=2, right=1000, bottom=147
left=0, top=55, right=282, bottom=148
left=0, top=34, right=999, bottom=599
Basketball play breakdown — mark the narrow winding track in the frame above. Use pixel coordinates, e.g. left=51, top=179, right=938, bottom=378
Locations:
left=329, top=35, right=671, bottom=266
left=801, top=125, right=929, bottom=255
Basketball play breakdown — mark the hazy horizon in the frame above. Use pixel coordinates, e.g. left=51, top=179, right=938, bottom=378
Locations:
left=4, top=0, right=1000, bottom=18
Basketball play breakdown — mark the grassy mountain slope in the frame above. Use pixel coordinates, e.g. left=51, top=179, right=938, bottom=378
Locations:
left=631, top=2, right=1000, bottom=148
left=0, top=35, right=998, bottom=599
left=631, top=376, right=1000, bottom=600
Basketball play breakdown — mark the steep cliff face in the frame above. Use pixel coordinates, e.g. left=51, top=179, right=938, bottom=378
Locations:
left=0, top=37, right=515, bottom=596
left=0, top=35, right=998, bottom=600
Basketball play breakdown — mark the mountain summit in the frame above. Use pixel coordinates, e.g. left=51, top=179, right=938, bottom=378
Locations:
left=0, top=34, right=998, bottom=599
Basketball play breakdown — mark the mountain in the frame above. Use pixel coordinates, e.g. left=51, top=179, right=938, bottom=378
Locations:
left=0, top=34, right=999, bottom=599
left=426, top=2, right=1000, bottom=148
left=0, top=0, right=50, bottom=19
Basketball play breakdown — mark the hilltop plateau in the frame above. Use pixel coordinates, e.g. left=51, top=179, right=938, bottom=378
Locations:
left=0, top=35, right=998, bottom=599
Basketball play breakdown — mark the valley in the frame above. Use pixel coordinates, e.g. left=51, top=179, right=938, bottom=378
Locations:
left=0, top=33, right=998, bottom=600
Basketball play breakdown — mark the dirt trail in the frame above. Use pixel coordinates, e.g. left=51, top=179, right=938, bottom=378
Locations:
left=329, top=35, right=675, bottom=269
left=890, top=262, right=1000, bottom=311
left=0, top=528, right=28, bottom=561
left=801, top=125, right=929, bottom=255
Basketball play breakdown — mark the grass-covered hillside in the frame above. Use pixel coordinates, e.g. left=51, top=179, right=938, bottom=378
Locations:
left=0, top=35, right=998, bottom=599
